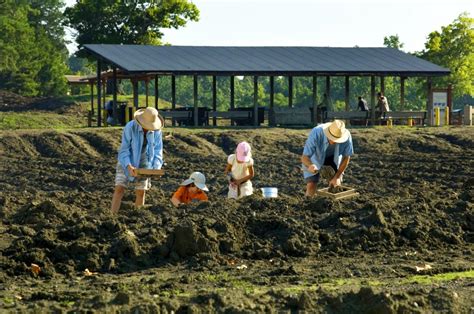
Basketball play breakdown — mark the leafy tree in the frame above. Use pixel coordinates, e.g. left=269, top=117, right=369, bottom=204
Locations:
left=65, top=0, right=200, bottom=55
left=383, top=34, right=404, bottom=50
left=0, top=1, right=68, bottom=96
left=419, top=13, right=473, bottom=103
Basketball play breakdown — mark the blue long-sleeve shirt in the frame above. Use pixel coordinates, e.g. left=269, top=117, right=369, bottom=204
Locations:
left=117, top=120, right=163, bottom=181
left=302, top=125, right=353, bottom=179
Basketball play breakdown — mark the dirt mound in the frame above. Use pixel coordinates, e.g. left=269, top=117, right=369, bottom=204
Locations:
left=0, top=89, right=81, bottom=113
left=0, top=127, right=473, bottom=311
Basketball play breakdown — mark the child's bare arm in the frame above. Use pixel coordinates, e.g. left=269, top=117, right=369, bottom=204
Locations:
left=224, top=163, right=232, bottom=174
left=171, top=196, right=181, bottom=207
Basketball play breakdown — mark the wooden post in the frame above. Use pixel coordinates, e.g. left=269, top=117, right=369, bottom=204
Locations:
left=112, top=67, right=118, bottom=125
left=145, top=79, right=149, bottom=107
left=427, top=77, right=433, bottom=126
left=447, top=84, right=453, bottom=125
left=230, top=76, right=235, bottom=126
left=325, top=76, right=330, bottom=98
left=345, top=76, right=350, bottom=111
left=312, top=76, right=317, bottom=124
left=172, top=75, right=176, bottom=126
left=288, top=76, right=293, bottom=108
left=154, top=75, right=159, bottom=109
left=400, top=77, right=406, bottom=110
left=212, top=75, right=217, bottom=126
left=132, top=79, right=139, bottom=110
left=254, top=76, right=258, bottom=126
left=193, top=75, right=198, bottom=126
left=370, top=76, right=376, bottom=126
left=381, top=76, right=385, bottom=94
left=90, top=81, right=94, bottom=116
left=102, top=79, right=106, bottom=110
left=269, top=76, right=274, bottom=126
left=96, top=59, right=102, bottom=127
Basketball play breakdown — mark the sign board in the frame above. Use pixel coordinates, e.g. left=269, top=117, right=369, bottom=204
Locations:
left=433, top=91, right=448, bottom=108
left=431, top=90, right=449, bottom=126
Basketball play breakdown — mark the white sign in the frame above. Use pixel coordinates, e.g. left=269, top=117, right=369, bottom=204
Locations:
left=433, top=91, right=448, bottom=108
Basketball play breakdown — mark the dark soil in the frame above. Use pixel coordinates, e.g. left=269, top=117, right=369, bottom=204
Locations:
left=0, top=89, right=82, bottom=114
left=0, top=126, right=473, bottom=312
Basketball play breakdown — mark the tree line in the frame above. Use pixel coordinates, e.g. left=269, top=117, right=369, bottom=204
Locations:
left=0, top=1, right=472, bottom=109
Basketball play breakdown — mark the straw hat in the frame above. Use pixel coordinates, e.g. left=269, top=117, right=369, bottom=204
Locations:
left=134, top=107, right=164, bottom=131
left=180, top=172, right=209, bottom=192
left=322, top=120, right=350, bottom=143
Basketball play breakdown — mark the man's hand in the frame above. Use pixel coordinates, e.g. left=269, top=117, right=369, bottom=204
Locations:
left=306, top=164, right=318, bottom=174
left=127, top=164, right=137, bottom=177
left=329, top=176, right=342, bottom=187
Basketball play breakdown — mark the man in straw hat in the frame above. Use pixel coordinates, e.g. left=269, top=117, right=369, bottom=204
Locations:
left=301, top=120, right=354, bottom=197
left=111, top=107, right=164, bottom=213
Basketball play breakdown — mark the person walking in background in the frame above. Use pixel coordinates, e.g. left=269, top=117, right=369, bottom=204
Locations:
left=110, top=107, right=164, bottom=213
left=171, top=172, right=209, bottom=207
left=377, top=92, right=390, bottom=113
left=377, top=92, right=390, bottom=125
left=319, top=93, right=333, bottom=122
left=301, top=120, right=354, bottom=197
left=225, top=141, right=254, bottom=199
left=358, top=96, right=369, bottom=111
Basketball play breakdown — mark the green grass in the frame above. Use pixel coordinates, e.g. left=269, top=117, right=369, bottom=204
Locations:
left=70, top=94, right=173, bottom=111
left=0, top=112, right=86, bottom=130
left=403, top=270, right=474, bottom=285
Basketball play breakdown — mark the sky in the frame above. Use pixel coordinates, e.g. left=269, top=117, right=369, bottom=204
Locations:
left=65, top=0, right=473, bottom=54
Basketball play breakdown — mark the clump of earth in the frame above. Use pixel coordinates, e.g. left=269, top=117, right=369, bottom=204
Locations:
left=0, top=126, right=472, bottom=312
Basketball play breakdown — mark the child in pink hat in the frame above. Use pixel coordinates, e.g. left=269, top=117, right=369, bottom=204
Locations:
left=224, top=141, right=254, bottom=199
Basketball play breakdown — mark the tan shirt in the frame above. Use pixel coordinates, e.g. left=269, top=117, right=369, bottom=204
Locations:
left=227, top=154, right=254, bottom=180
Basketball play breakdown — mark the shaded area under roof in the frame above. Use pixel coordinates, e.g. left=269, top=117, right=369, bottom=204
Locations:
left=84, top=44, right=450, bottom=77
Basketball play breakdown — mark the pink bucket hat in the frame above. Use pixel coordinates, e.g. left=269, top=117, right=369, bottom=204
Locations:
left=236, top=141, right=251, bottom=162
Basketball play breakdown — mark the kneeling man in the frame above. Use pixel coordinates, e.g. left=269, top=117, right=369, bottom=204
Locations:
left=301, top=120, right=354, bottom=197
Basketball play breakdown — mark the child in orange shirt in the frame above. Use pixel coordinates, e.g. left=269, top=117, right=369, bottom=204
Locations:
left=171, top=172, right=209, bottom=207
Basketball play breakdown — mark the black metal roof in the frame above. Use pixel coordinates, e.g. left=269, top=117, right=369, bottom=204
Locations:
left=84, top=44, right=450, bottom=77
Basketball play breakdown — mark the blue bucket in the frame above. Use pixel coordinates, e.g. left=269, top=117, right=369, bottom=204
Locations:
left=261, top=187, right=278, bottom=198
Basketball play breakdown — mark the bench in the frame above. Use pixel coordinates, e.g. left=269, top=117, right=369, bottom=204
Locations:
left=325, top=111, right=369, bottom=120
left=160, top=110, right=193, bottom=126
left=271, top=107, right=312, bottom=126
left=324, top=111, right=369, bottom=126
left=383, top=111, right=427, bottom=126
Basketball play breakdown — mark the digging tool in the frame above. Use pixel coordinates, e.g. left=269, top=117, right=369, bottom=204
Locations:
left=136, top=169, right=165, bottom=177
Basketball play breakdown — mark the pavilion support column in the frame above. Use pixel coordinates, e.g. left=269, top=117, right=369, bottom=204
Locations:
left=380, top=76, right=385, bottom=95
left=427, top=77, right=433, bottom=126
left=253, top=76, right=258, bottom=127
left=171, top=75, right=176, bottom=126
left=447, top=84, right=453, bottom=125
left=132, top=79, right=139, bottom=110
left=325, top=76, right=330, bottom=97
left=193, top=75, right=198, bottom=127
left=212, top=75, right=217, bottom=126
left=370, top=75, right=376, bottom=126
left=145, top=79, right=149, bottom=107
left=400, top=77, right=406, bottom=110
left=312, top=76, right=317, bottom=124
left=230, top=76, right=235, bottom=126
left=269, top=76, right=274, bottom=126
left=96, top=59, right=102, bottom=127
left=154, top=75, right=159, bottom=109
left=112, top=67, right=118, bottom=125
left=288, top=76, right=293, bottom=108
left=344, top=76, right=350, bottom=111
left=89, top=82, right=94, bottom=116
left=102, top=79, right=106, bottom=116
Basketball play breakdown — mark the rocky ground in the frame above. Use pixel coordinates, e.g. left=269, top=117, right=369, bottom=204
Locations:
left=0, top=126, right=473, bottom=313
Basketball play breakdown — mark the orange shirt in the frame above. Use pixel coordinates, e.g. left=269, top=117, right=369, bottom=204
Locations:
left=172, top=186, right=208, bottom=204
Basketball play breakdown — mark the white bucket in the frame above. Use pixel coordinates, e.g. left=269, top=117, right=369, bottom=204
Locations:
left=261, top=187, right=278, bottom=198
